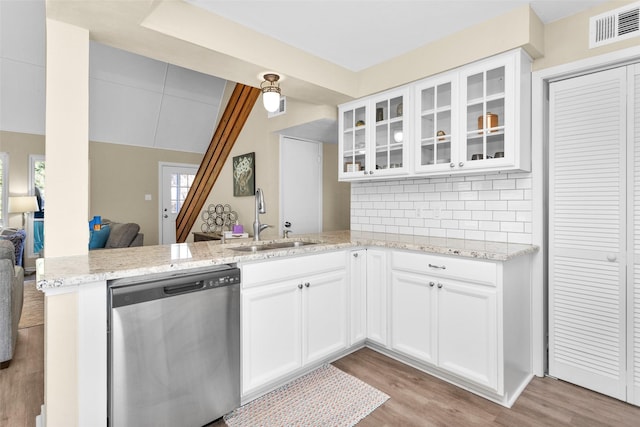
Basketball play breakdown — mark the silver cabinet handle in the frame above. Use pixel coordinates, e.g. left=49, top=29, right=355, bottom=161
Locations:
left=298, top=283, right=303, bottom=289
left=428, top=263, right=446, bottom=270
left=429, top=281, right=435, bottom=287
left=437, top=283, right=443, bottom=289
left=450, top=162, right=455, bottom=168
left=458, top=162, right=464, bottom=167
left=353, top=253, right=359, bottom=258
left=305, top=282, right=310, bottom=288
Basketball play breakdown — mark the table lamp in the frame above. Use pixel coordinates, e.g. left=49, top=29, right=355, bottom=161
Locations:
left=8, top=196, right=39, bottom=228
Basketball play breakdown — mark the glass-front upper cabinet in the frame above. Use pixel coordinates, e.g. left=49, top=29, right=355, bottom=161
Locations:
left=414, top=75, right=457, bottom=173
left=339, top=100, right=369, bottom=180
left=370, top=88, right=409, bottom=177
left=458, top=52, right=523, bottom=172
left=339, top=88, right=410, bottom=181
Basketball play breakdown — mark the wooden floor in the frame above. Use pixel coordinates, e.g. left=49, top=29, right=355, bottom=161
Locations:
left=333, top=347, right=640, bottom=426
left=0, top=325, right=44, bottom=427
left=4, top=326, right=640, bottom=426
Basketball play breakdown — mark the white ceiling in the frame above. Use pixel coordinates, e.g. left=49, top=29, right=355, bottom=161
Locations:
left=187, top=0, right=609, bottom=71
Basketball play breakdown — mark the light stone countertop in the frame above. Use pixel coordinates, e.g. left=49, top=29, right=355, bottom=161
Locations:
left=36, top=230, right=538, bottom=290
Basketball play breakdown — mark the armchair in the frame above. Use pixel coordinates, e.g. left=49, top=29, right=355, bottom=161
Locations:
left=0, top=239, right=24, bottom=369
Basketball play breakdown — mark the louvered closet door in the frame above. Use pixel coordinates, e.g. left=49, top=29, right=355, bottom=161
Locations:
left=549, top=67, right=627, bottom=400
left=630, top=63, right=640, bottom=406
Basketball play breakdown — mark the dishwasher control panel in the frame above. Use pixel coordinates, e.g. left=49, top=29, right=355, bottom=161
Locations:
left=205, top=269, right=240, bottom=288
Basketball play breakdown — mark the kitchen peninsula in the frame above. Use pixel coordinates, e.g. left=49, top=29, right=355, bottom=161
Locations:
left=37, top=230, right=537, bottom=426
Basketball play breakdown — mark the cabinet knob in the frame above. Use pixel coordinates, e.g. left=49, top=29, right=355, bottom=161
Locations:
left=450, top=162, right=455, bottom=168
left=298, top=283, right=303, bottom=289
left=606, top=254, right=617, bottom=262
left=437, top=283, right=443, bottom=289
left=305, top=282, right=310, bottom=288
left=458, top=162, right=464, bottom=167
left=429, top=281, right=435, bottom=287
left=364, top=170, right=369, bottom=175
left=353, top=253, right=359, bottom=258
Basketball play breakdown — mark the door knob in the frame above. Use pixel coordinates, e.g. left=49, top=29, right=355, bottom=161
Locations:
left=163, top=214, right=168, bottom=218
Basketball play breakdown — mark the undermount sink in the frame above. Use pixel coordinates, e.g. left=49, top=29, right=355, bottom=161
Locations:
left=229, top=241, right=318, bottom=252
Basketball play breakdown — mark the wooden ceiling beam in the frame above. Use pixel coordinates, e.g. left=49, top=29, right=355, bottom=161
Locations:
left=175, top=83, right=260, bottom=243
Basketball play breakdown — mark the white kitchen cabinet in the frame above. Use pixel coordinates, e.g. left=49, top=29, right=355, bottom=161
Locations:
left=387, top=250, right=531, bottom=406
left=349, top=250, right=367, bottom=345
left=455, top=50, right=530, bottom=174
left=437, top=278, right=497, bottom=390
left=414, top=74, right=458, bottom=173
left=339, top=88, right=411, bottom=181
left=302, top=269, right=348, bottom=364
left=241, top=279, right=303, bottom=393
left=390, top=270, right=436, bottom=363
left=240, top=252, right=348, bottom=397
left=390, top=268, right=497, bottom=390
left=365, top=249, right=389, bottom=346
left=340, top=49, right=531, bottom=180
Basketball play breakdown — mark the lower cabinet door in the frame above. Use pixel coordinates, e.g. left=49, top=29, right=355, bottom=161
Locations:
left=366, top=249, right=388, bottom=345
left=437, top=279, right=498, bottom=391
left=242, top=281, right=302, bottom=393
left=390, top=271, right=436, bottom=364
left=303, top=270, right=348, bottom=364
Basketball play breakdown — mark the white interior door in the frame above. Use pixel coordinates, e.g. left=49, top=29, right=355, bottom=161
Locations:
left=548, top=67, right=627, bottom=400
left=280, top=137, right=322, bottom=236
left=159, top=163, right=198, bottom=244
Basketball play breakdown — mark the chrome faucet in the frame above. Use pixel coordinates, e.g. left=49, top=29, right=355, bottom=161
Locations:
left=253, top=188, right=270, bottom=241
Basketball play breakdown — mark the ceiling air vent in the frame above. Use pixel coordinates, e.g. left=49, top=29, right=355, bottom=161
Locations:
left=590, top=1, right=640, bottom=48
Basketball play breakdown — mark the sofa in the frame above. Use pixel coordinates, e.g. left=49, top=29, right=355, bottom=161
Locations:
left=89, top=220, right=144, bottom=250
left=0, top=239, right=24, bottom=369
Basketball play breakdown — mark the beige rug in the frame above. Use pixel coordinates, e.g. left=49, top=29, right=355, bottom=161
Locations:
left=19, top=278, right=44, bottom=329
left=224, top=364, right=389, bottom=427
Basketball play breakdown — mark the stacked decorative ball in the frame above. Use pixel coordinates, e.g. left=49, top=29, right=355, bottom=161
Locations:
left=201, top=204, right=238, bottom=233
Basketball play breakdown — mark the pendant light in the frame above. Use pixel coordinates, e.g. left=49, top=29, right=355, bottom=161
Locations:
left=261, top=73, right=281, bottom=113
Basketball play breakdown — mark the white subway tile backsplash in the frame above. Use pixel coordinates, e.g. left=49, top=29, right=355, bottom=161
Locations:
left=493, top=179, right=516, bottom=190
left=351, top=171, right=532, bottom=243
left=472, top=180, right=493, bottom=191
left=500, top=189, right=524, bottom=200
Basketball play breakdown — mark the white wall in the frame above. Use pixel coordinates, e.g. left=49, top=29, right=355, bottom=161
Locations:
left=351, top=171, right=532, bottom=244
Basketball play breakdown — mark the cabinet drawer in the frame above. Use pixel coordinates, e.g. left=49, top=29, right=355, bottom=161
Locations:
left=391, top=251, right=496, bottom=285
left=242, top=251, right=346, bottom=288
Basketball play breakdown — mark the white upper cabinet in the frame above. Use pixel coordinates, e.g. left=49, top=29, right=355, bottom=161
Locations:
left=414, top=74, right=458, bottom=173
left=339, top=49, right=531, bottom=181
left=339, top=88, right=410, bottom=180
left=454, top=51, right=531, bottom=173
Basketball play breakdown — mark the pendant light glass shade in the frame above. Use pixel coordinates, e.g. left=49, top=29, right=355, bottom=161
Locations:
left=263, top=91, right=280, bottom=112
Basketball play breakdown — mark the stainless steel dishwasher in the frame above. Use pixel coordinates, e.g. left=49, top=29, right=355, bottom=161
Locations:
left=108, top=266, right=241, bottom=427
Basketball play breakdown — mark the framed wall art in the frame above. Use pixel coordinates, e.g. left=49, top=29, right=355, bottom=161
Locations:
left=232, top=152, right=255, bottom=197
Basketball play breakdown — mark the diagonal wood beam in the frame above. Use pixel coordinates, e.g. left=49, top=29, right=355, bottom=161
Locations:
left=176, top=83, right=260, bottom=243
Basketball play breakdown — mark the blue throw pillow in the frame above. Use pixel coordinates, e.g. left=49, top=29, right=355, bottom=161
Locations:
left=89, top=225, right=111, bottom=249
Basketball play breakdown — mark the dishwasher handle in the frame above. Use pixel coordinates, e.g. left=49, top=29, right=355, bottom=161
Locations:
left=164, top=281, right=205, bottom=295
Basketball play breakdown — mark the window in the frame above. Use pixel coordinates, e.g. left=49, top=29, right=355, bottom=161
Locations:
left=170, top=173, right=195, bottom=214
left=0, top=152, right=8, bottom=227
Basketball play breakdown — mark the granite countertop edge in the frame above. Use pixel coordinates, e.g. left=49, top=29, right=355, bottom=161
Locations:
left=36, top=231, right=539, bottom=290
